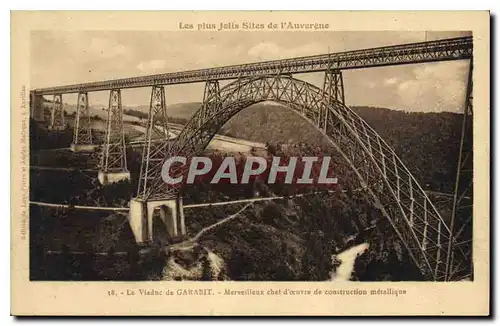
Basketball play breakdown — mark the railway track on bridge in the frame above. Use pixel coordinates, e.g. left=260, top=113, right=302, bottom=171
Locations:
left=32, top=36, right=472, bottom=95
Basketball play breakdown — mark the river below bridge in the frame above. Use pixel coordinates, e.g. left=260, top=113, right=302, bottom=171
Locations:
left=160, top=242, right=370, bottom=281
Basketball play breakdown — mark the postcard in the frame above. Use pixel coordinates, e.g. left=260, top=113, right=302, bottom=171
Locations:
left=11, top=10, right=490, bottom=316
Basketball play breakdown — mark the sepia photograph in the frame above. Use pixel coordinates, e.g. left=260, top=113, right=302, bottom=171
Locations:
left=28, top=29, right=474, bottom=283
left=11, top=11, right=490, bottom=316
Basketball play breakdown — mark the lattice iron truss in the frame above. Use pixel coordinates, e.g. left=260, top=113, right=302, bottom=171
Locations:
left=31, top=36, right=475, bottom=281
left=100, top=89, right=128, bottom=172
left=73, top=92, right=93, bottom=145
left=33, top=36, right=472, bottom=95
left=49, top=94, right=65, bottom=130
left=137, top=73, right=471, bottom=281
left=137, top=86, right=170, bottom=199
left=445, top=59, right=474, bottom=281
left=322, top=67, right=345, bottom=131
left=199, top=80, right=222, bottom=128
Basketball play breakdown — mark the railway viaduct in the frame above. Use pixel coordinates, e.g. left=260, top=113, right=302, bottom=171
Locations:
left=29, top=36, right=473, bottom=281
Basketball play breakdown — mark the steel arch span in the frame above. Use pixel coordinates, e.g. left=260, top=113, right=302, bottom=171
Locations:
left=140, top=75, right=470, bottom=281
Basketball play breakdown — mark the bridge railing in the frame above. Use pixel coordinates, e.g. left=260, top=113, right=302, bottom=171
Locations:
left=32, top=36, right=472, bottom=95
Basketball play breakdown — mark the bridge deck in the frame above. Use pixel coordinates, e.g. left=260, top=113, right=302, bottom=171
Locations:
left=33, top=36, right=472, bottom=95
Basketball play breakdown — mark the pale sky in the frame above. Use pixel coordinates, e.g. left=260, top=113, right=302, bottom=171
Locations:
left=31, top=30, right=471, bottom=112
